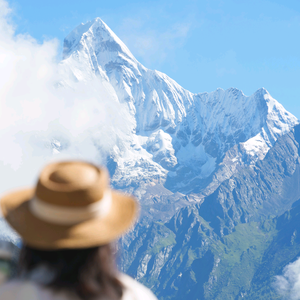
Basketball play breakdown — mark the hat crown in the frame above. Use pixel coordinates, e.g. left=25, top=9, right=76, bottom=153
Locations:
left=49, top=164, right=98, bottom=185
left=35, top=161, right=108, bottom=207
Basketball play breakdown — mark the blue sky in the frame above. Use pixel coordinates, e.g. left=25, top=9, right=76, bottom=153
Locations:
left=6, top=0, right=300, bottom=119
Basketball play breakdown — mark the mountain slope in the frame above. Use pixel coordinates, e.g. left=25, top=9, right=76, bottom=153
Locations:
left=243, top=203, right=300, bottom=300
left=121, top=125, right=300, bottom=300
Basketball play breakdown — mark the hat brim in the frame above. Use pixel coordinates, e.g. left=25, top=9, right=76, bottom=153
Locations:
left=0, top=188, right=138, bottom=250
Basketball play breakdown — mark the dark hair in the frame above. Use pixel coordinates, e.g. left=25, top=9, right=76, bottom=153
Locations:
left=17, top=244, right=123, bottom=300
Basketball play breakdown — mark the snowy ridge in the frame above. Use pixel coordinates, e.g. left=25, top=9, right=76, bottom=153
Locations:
left=59, top=18, right=298, bottom=195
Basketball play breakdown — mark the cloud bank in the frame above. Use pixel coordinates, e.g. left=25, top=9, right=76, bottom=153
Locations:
left=274, top=257, right=300, bottom=300
left=0, top=0, right=130, bottom=196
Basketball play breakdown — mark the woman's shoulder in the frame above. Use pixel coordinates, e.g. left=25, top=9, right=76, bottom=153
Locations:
left=0, top=275, right=158, bottom=300
left=0, top=280, right=72, bottom=300
left=119, top=273, right=158, bottom=300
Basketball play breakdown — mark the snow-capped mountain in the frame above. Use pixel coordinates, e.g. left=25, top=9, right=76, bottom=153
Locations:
left=59, top=17, right=298, bottom=197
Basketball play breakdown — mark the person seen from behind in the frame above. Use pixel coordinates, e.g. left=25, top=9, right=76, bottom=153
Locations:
left=0, top=161, right=157, bottom=300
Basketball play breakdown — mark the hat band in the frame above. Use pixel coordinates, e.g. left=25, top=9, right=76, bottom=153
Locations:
left=0, top=249, right=12, bottom=260
left=29, top=190, right=112, bottom=225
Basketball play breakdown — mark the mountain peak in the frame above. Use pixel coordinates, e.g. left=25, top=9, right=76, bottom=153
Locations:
left=63, top=17, right=135, bottom=62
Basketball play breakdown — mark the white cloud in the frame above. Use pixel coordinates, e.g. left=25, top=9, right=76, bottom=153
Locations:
left=0, top=0, right=131, bottom=196
left=274, top=257, right=300, bottom=300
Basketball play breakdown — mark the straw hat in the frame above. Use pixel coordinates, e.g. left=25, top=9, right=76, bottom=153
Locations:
left=0, top=161, right=138, bottom=250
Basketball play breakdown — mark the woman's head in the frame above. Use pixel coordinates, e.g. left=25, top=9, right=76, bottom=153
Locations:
left=0, top=161, right=138, bottom=249
left=18, top=243, right=123, bottom=300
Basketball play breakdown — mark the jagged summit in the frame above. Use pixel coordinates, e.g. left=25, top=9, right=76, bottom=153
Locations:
left=61, top=17, right=144, bottom=85
left=63, top=17, right=135, bottom=61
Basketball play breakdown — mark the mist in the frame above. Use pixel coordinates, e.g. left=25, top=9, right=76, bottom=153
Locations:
left=274, top=257, right=300, bottom=300
left=0, top=0, right=131, bottom=197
